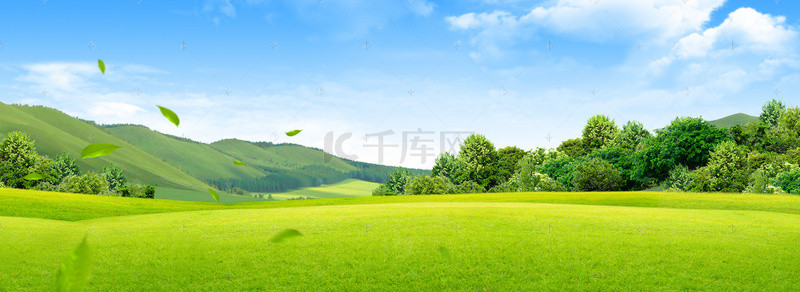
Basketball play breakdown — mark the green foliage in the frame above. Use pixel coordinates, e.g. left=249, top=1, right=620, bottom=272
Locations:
left=285, top=130, right=302, bottom=137
left=773, top=168, right=800, bottom=195
left=557, top=138, right=587, bottom=158
left=457, top=134, right=500, bottom=189
left=386, top=168, right=412, bottom=195
left=59, top=172, right=109, bottom=195
left=582, top=115, right=619, bottom=150
left=157, top=105, right=180, bottom=127
left=431, top=152, right=465, bottom=185
left=405, top=176, right=452, bottom=195
left=762, top=125, right=800, bottom=153
left=616, top=121, right=651, bottom=149
left=512, top=150, right=567, bottom=192
left=635, top=117, right=729, bottom=182
left=691, top=141, right=750, bottom=192
left=101, top=164, right=127, bottom=192
left=760, top=99, right=786, bottom=127
left=537, top=155, right=579, bottom=190
left=449, top=180, right=486, bottom=194
left=0, top=132, right=39, bottom=188
left=778, top=106, right=800, bottom=134
left=572, top=158, right=624, bottom=191
left=496, top=146, right=526, bottom=182
left=663, top=165, right=695, bottom=192
left=52, top=153, right=79, bottom=182
left=118, top=183, right=156, bottom=198
left=589, top=146, right=645, bottom=190
left=80, top=143, right=122, bottom=159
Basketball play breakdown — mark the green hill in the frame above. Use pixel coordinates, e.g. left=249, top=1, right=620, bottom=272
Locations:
left=104, top=125, right=265, bottom=181
left=708, top=113, right=758, bottom=128
left=0, top=103, right=209, bottom=191
left=271, top=179, right=379, bottom=199
left=3, top=188, right=800, bottom=290
left=210, top=139, right=356, bottom=172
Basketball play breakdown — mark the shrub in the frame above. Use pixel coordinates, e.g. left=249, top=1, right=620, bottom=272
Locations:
left=101, top=164, right=127, bottom=192
left=118, top=183, right=156, bottom=198
left=450, top=180, right=485, bottom=194
left=572, top=158, right=623, bottom=191
left=773, top=168, right=800, bottom=195
left=371, top=184, right=394, bottom=196
left=0, top=132, right=39, bottom=188
left=385, top=168, right=411, bottom=195
left=58, top=172, right=109, bottom=195
left=664, top=165, right=695, bottom=192
left=405, top=176, right=452, bottom=195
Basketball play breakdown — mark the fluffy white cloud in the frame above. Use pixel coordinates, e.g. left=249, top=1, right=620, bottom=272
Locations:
left=16, top=62, right=97, bottom=92
left=447, top=0, right=726, bottom=42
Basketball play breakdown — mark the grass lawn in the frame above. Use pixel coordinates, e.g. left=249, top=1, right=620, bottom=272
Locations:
left=1, top=188, right=800, bottom=290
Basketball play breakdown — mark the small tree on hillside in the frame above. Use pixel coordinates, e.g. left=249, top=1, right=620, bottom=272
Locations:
left=52, top=152, right=79, bottom=182
left=102, top=163, right=127, bottom=192
left=0, top=132, right=39, bottom=188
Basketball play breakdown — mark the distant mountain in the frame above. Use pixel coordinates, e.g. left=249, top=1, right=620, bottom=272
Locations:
left=708, top=113, right=759, bottom=128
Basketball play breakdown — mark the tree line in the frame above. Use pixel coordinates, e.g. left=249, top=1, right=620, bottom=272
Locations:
left=374, top=99, right=800, bottom=195
left=0, top=132, right=155, bottom=198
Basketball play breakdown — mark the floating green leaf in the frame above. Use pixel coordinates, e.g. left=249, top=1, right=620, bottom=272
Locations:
left=285, top=130, right=302, bottom=137
left=98, top=59, right=105, bottom=75
left=270, top=229, right=302, bottom=243
left=438, top=246, right=451, bottom=261
left=208, top=188, right=219, bottom=202
left=233, top=160, right=246, bottom=166
left=56, top=236, right=91, bottom=292
left=23, top=172, right=43, bottom=181
left=157, top=105, right=180, bottom=127
left=80, top=143, right=122, bottom=159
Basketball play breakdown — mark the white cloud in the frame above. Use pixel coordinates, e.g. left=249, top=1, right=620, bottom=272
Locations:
left=16, top=62, right=97, bottom=92
left=447, top=0, right=726, bottom=43
left=87, top=102, right=145, bottom=120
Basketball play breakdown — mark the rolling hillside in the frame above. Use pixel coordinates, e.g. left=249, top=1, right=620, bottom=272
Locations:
left=708, top=113, right=758, bottom=128
left=2, top=188, right=800, bottom=290
left=0, top=103, right=209, bottom=191
left=209, top=139, right=356, bottom=172
left=104, top=125, right=265, bottom=181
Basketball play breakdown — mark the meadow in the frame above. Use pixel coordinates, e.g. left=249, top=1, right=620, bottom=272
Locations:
left=2, top=188, right=800, bottom=290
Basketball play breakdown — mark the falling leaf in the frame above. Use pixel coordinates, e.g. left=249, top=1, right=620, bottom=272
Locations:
left=56, top=236, right=91, bottom=292
left=233, top=160, right=246, bottom=166
left=97, top=59, right=105, bottom=75
left=23, top=173, right=43, bottom=181
left=438, top=246, right=451, bottom=261
left=80, top=143, right=122, bottom=159
left=208, top=188, right=219, bottom=202
left=157, top=105, right=180, bottom=127
left=270, top=229, right=302, bottom=243
left=286, top=130, right=302, bottom=137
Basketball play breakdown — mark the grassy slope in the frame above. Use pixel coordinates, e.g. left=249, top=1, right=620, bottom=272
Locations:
left=271, top=179, right=378, bottom=199
left=210, top=139, right=356, bottom=172
left=104, top=125, right=264, bottom=181
left=1, top=189, right=800, bottom=290
left=708, top=113, right=759, bottom=128
left=0, top=103, right=208, bottom=191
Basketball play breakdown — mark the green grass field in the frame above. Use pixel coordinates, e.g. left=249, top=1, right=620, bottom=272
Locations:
left=270, top=179, right=378, bottom=199
left=2, top=188, right=800, bottom=290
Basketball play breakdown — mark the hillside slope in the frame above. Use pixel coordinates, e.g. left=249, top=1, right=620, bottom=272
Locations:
left=0, top=103, right=209, bottom=191
left=210, top=139, right=356, bottom=172
left=708, top=113, right=758, bottom=128
left=104, top=125, right=265, bottom=181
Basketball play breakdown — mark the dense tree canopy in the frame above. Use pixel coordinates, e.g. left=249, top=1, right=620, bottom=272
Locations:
left=582, top=115, right=619, bottom=150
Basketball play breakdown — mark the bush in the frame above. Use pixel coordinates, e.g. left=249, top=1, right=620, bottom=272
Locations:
left=385, top=168, right=411, bottom=195
left=118, top=184, right=156, bottom=198
left=572, top=158, right=624, bottom=191
left=0, top=132, right=39, bottom=188
left=405, top=176, right=452, bottom=195
left=101, top=164, right=127, bottom=192
left=664, top=165, right=695, bottom=192
left=371, top=184, right=394, bottom=196
left=58, top=172, right=109, bottom=195
left=450, top=180, right=485, bottom=194
left=773, top=168, right=800, bottom=195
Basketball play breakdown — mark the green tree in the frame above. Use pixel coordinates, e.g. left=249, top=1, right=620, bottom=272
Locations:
left=52, top=153, right=79, bottom=182
left=634, top=117, right=729, bottom=182
left=582, top=115, right=619, bottom=150
left=496, top=146, right=526, bottom=182
left=760, top=99, right=786, bottom=127
left=457, top=134, right=499, bottom=189
left=589, top=146, right=644, bottom=190
left=101, top=163, right=127, bottom=192
left=385, top=168, right=411, bottom=195
left=431, top=152, right=465, bottom=185
left=663, top=165, right=695, bottom=192
left=557, top=138, right=587, bottom=158
left=405, top=176, right=453, bottom=195
left=536, top=155, right=581, bottom=190
left=616, top=121, right=652, bottom=149
left=701, top=141, right=750, bottom=192
left=450, top=180, right=485, bottom=194
left=572, top=158, right=624, bottom=191
left=0, top=132, right=39, bottom=188
left=773, top=168, right=800, bottom=194
left=778, top=107, right=800, bottom=135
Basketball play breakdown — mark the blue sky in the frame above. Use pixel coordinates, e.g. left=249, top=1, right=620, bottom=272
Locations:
left=1, top=0, right=798, bottom=169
